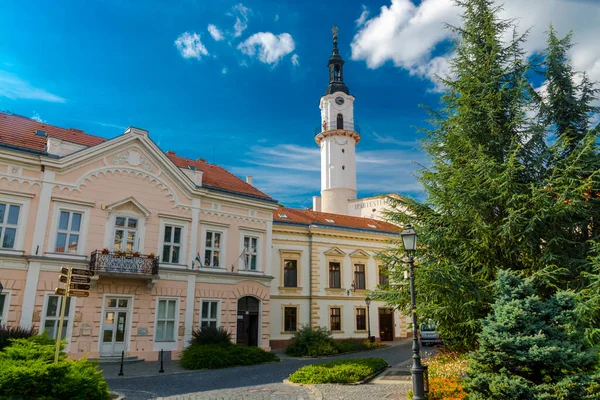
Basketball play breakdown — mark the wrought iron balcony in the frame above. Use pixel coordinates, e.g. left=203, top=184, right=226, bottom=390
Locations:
left=314, top=121, right=360, bottom=135
left=90, top=250, right=159, bottom=277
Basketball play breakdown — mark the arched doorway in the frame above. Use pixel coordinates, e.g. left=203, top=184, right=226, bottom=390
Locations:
left=236, top=296, right=260, bottom=346
left=337, top=113, right=344, bottom=129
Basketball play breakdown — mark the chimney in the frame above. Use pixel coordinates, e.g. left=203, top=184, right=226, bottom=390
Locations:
left=246, top=176, right=253, bottom=185
left=313, top=196, right=322, bottom=212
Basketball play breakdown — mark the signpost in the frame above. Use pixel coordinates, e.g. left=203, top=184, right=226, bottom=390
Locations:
left=54, top=266, right=94, bottom=363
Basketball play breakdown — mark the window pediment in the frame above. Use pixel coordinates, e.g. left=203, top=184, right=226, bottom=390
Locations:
left=349, top=249, right=370, bottom=259
left=324, top=247, right=346, bottom=257
left=105, top=197, right=150, bottom=218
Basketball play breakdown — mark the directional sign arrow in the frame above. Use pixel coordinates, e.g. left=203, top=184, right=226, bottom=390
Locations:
left=59, top=275, right=68, bottom=283
left=70, top=276, right=91, bottom=284
left=71, top=268, right=94, bottom=277
left=55, top=288, right=67, bottom=296
left=69, top=283, right=90, bottom=291
left=60, top=267, right=70, bottom=275
left=69, top=290, right=89, bottom=298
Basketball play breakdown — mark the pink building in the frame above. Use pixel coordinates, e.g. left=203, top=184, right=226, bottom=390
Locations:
left=0, top=112, right=277, bottom=360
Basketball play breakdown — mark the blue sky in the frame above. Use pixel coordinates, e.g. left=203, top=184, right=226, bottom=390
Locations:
left=1, top=0, right=599, bottom=208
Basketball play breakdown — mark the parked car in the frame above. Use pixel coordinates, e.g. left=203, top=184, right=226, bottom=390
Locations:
left=419, top=322, right=442, bottom=346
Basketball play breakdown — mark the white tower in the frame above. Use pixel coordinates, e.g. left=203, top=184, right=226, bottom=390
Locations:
left=315, top=26, right=360, bottom=215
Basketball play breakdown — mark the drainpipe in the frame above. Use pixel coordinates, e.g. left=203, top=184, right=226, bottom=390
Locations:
left=308, top=225, right=313, bottom=327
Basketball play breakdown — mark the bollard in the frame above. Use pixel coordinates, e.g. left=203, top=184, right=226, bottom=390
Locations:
left=159, top=349, right=164, bottom=373
left=118, top=350, right=124, bottom=376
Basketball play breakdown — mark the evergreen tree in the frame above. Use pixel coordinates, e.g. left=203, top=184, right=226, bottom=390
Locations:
left=463, top=270, right=600, bottom=399
left=373, top=0, right=600, bottom=350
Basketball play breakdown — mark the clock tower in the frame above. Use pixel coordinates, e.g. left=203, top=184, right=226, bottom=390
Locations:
left=315, top=26, right=360, bottom=215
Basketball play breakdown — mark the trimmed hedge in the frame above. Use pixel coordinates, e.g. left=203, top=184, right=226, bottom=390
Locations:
left=288, top=358, right=388, bottom=384
left=0, top=337, right=110, bottom=400
left=180, top=343, right=279, bottom=369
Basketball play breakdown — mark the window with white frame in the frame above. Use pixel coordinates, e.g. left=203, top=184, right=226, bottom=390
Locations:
left=55, top=211, right=82, bottom=254
left=200, top=300, right=219, bottom=328
left=162, top=225, right=182, bottom=264
left=0, top=203, right=20, bottom=249
left=0, top=292, right=8, bottom=324
left=243, top=236, right=258, bottom=270
left=42, top=295, right=72, bottom=340
left=204, top=231, right=222, bottom=268
left=155, top=298, right=177, bottom=341
left=113, top=216, right=138, bottom=253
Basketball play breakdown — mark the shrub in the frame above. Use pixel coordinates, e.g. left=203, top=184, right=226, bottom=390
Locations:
left=0, top=338, right=110, bottom=400
left=0, top=325, right=36, bottom=351
left=191, top=326, right=232, bottom=346
left=334, top=340, right=361, bottom=353
left=180, top=343, right=279, bottom=370
left=288, top=358, right=387, bottom=384
left=463, top=271, right=600, bottom=399
left=285, top=325, right=335, bottom=357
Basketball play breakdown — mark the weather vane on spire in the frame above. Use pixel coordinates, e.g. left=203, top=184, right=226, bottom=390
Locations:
left=332, top=25, right=339, bottom=40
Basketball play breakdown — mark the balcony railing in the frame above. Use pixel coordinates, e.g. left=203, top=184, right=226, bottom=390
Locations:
left=89, top=250, right=159, bottom=276
left=315, top=121, right=360, bottom=135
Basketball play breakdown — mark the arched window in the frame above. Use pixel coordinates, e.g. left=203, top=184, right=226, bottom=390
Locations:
left=334, top=65, right=340, bottom=81
left=337, top=113, right=344, bottom=129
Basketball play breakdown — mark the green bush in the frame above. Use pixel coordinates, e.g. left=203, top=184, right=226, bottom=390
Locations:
left=288, top=358, right=388, bottom=384
left=334, top=340, right=361, bottom=353
left=0, top=338, right=110, bottom=400
left=285, top=325, right=335, bottom=357
left=191, top=326, right=232, bottom=346
left=464, top=271, right=600, bottom=399
left=180, top=343, right=279, bottom=370
left=0, top=325, right=36, bottom=351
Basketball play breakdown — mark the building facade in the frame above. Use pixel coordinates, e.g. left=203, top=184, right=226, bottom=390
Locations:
left=269, top=207, right=404, bottom=349
left=0, top=113, right=277, bottom=360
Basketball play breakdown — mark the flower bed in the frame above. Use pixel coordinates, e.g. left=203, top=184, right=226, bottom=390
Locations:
left=288, top=358, right=388, bottom=384
left=418, top=351, right=469, bottom=400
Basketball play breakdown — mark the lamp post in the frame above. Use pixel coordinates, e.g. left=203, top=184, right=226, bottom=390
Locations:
left=365, top=297, right=374, bottom=342
left=401, top=223, right=425, bottom=400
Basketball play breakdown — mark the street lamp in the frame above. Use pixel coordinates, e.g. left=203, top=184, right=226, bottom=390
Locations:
left=365, top=297, right=374, bottom=342
left=401, top=223, right=426, bottom=400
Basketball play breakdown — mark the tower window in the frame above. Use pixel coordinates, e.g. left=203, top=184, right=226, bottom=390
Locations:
left=341, top=149, right=345, bottom=153
left=342, top=166, right=345, bottom=170
left=337, top=113, right=344, bottom=129
left=334, top=64, right=340, bottom=81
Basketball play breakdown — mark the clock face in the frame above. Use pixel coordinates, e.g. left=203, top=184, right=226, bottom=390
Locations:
left=335, top=96, right=345, bottom=105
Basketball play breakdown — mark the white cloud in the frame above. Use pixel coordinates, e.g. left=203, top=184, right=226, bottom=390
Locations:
left=0, top=70, right=65, bottom=103
left=356, top=5, right=370, bottom=27
left=174, top=32, right=209, bottom=60
left=351, top=0, right=600, bottom=91
left=231, top=3, right=251, bottom=38
left=237, top=32, right=295, bottom=65
left=207, top=24, right=224, bottom=41
left=274, top=14, right=279, bottom=22
left=222, top=67, right=228, bottom=74
left=291, top=54, right=300, bottom=66
left=31, top=112, right=45, bottom=123
left=372, top=132, right=419, bottom=147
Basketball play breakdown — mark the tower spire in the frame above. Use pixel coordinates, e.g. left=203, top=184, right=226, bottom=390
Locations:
left=325, top=25, right=349, bottom=95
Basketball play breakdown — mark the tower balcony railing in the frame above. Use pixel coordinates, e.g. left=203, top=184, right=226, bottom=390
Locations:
left=315, top=121, right=360, bottom=135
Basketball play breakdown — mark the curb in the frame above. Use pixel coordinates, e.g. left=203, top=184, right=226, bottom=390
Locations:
left=110, top=392, right=126, bottom=400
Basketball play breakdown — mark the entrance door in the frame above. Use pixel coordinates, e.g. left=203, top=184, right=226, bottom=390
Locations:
left=379, top=308, right=394, bottom=341
left=100, top=297, right=130, bottom=356
left=236, top=296, right=259, bottom=346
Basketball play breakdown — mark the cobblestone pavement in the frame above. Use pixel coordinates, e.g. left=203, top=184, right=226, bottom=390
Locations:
left=106, top=340, right=432, bottom=400
left=312, top=383, right=411, bottom=400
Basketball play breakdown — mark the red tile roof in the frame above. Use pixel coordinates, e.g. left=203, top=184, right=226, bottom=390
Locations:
left=273, top=207, right=399, bottom=234
left=0, top=112, right=107, bottom=152
left=165, top=152, right=272, bottom=200
left=0, top=111, right=273, bottom=201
